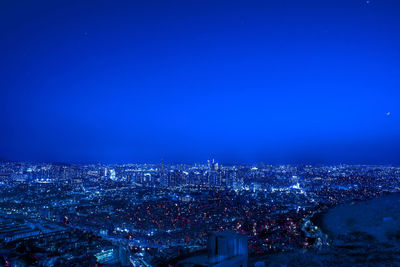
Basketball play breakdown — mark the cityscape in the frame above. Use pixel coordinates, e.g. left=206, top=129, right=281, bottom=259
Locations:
left=1, top=160, right=400, bottom=266
left=1, top=0, right=400, bottom=266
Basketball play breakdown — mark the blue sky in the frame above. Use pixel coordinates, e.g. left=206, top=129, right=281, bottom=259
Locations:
left=0, top=0, right=399, bottom=164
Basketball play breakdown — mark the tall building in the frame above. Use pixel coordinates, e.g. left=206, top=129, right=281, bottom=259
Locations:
left=109, top=169, right=116, bottom=180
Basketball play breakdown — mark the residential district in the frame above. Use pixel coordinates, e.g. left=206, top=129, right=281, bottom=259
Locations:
left=0, top=160, right=399, bottom=266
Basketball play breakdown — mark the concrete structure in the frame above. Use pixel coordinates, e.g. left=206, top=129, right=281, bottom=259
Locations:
left=208, top=231, right=248, bottom=267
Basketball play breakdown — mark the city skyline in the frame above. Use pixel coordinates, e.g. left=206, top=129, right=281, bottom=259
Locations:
left=1, top=159, right=399, bottom=266
left=1, top=1, right=400, bottom=266
left=1, top=157, right=400, bottom=167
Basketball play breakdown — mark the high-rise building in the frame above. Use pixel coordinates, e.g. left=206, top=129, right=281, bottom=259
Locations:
left=109, top=169, right=116, bottom=180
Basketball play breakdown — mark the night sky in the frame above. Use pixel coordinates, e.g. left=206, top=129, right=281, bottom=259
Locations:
left=0, top=0, right=399, bottom=164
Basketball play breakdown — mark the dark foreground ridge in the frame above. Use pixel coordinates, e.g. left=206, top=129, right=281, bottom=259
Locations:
left=253, top=193, right=400, bottom=266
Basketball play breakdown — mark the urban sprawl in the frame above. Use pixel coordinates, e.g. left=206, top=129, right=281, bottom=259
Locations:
left=0, top=160, right=399, bottom=266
